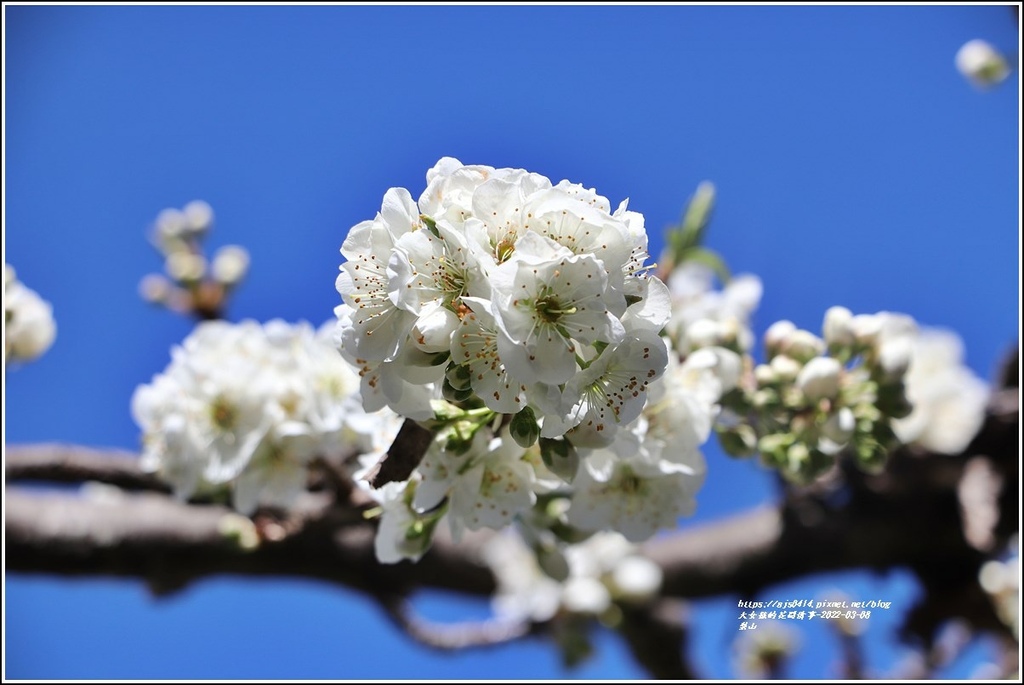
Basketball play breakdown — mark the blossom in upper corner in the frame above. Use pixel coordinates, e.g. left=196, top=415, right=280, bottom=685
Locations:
left=892, top=328, right=989, bottom=455
left=132, top=318, right=402, bottom=513
left=4, top=264, right=57, bottom=366
left=955, top=39, right=1010, bottom=89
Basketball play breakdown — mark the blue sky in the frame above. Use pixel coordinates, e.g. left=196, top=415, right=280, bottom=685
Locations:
left=4, top=4, right=1019, bottom=679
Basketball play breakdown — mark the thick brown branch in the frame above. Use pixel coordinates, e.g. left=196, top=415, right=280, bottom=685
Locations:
left=5, top=489, right=496, bottom=598
left=5, top=443, right=170, bottom=492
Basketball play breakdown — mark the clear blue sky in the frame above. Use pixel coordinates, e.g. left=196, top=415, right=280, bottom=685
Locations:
left=4, top=4, right=1018, bottom=679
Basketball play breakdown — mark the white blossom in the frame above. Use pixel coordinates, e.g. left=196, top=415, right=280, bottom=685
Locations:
left=4, top=264, right=57, bottom=365
left=133, top=318, right=402, bottom=512
left=893, top=328, right=988, bottom=455
left=665, top=262, right=762, bottom=354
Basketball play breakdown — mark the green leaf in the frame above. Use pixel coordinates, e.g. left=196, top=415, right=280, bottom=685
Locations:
left=680, top=246, right=731, bottom=283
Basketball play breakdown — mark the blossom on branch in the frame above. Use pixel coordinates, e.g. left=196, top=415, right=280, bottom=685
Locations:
left=132, top=319, right=402, bottom=513
left=4, top=264, right=57, bottom=366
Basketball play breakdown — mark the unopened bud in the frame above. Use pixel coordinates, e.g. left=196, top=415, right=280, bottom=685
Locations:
left=685, top=318, right=721, bottom=349
left=536, top=543, right=570, bottom=582
left=562, top=576, right=612, bottom=615
left=796, top=356, right=842, bottom=401
left=764, top=320, right=796, bottom=357
left=877, top=337, right=913, bottom=379
left=539, top=437, right=580, bottom=483
left=138, top=273, right=173, bottom=304
left=752, top=365, right=774, bottom=387
left=717, top=423, right=758, bottom=457
left=182, top=200, right=214, bottom=235
left=444, top=363, right=473, bottom=391
left=956, top=39, right=1010, bottom=89
left=770, top=354, right=802, bottom=382
left=155, top=208, right=187, bottom=239
left=850, top=314, right=883, bottom=348
left=609, top=555, right=663, bottom=603
left=165, top=251, right=207, bottom=283
left=509, top=406, right=540, bottom=448
left=784, top=330, right=826, bottom=364
left=823, top=306, right=855, bottom=349
left=217, top=513, right=260, bottom=551
left=211, top=245, right=250, bottom=286
left=821, top=406, right=856, bottom=445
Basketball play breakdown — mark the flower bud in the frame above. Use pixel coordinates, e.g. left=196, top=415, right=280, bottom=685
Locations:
left=444, top=363, right=473, bottom=391
left=536, top=543, right=570, bottom=582
left=609, top=555, right=663, bottom=603
left=562, top=576, right=611, bottom=615
left=821, top=406, right=856, bottom=445
left=823, top=306, right=855, bottom=349
left=956, top=39, right=1009, bottom=89
left=796, top=356, right=842, bottom=401
left=685, top=318, right=721, bottom=349
left=165, top=251, right=207, bottom=283
left=783, top=330, right=826, bottom=364
left=769, top=354, right=801, bottom=382
left=217, top=513, right=260, bottom=551
left=182, top=200, right=214, bottom=236
left=138, top=273, right=173, bottom=304
left=754, top=363, right=776, bottom=385
left=539, top=437, right=580, bottom=483
left=764, top=320, right=796, bottom=357
left=850, top=314, right=883, bottom=348
left=717, top=423, right=758, bottom=457
left=877, top=336, right=913, bottom=379
left=509, top=405, right=540, bottom=448
left=211, top=245, right=250, bottom=286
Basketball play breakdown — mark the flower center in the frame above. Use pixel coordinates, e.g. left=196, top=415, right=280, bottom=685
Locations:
left=535, top=295, right=576, bottom=324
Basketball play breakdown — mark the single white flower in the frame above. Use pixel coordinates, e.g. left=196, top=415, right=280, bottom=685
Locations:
left=492, top=232, right=624, bottom=386
left=548, top=329, right=668, bottom=448
left=336, top=188, right=420, bottom=362
left=450, top=298, right=528, bottom=414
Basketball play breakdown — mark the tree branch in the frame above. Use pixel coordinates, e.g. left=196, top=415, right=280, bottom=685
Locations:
left=4, top=351, right=1017, bottom=677
left=5, top=443, right=169, bottom=492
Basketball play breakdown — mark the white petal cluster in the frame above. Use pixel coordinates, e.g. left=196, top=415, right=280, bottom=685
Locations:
left=336, top=157, right=668, bottom=443
left=337, top=160, right=716, bottom=562
left=4, top=264, right=57, bottom=365
left=566, top=346, right=735, bottom=541
left=663, top=261, right=762, bottom=354
left=891, top=327, right=988, bottom=455
left=481, top=529, right=663, bottom=623
left=132, top=319, right=402, bottom=513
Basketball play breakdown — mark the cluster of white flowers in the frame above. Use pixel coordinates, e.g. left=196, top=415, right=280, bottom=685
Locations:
left=132, top=319, right=402, bottom=514
left=891, top=328, right=988, bottom=455
left=663, top=261, right=763, bottom=355
left=481, top=529, right=664, bottom=623
left=4, top=264, right=57, bottom=366
left=337, top=159, right=727, bottom=562
left=715, top=306, right=991, bottom=481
